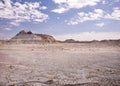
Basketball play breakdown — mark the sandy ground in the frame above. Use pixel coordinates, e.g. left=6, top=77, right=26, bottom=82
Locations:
left=0, top=43, right=120, bottom=86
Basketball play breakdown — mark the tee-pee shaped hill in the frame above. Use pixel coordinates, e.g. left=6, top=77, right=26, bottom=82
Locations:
left=10, top=30, right=56, bottom=43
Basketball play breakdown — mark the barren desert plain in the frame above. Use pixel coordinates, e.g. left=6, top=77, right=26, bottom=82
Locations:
left=0, top=42, right=120, bottom=86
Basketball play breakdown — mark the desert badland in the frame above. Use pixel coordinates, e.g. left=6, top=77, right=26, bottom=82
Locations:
left=0, top=31, right=120, bottom=86
left=1, top=0, right=120, bottom=85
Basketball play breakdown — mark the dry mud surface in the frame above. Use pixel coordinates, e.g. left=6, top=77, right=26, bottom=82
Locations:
left=0, top=43, right=120, bottom=86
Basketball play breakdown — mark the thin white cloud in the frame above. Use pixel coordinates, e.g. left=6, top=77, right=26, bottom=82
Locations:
left=105, top=7, right=120, bottom=20
left=10, top=19, right=23, bottom=26
left=67, top=9, right=104, bottom=25
left=0, top=0, right=48, bottom=26
left=114, top=0, right=120, bottom=2
left=102, top=0, right=106, bottom=4
left=101, top=0, right=120, bottom=5
left=52, top=7, right=69, bottom=14
left=4, top=28, right=12, bottom=31
left=95, top=22, right=105, bottom=27
left=67, top=8, right=120, bottom=25
left=4, top=0, right=12, bottom=7
left=55, top=32, right=120, bottom=41
left=52, top=0, right=101, bottom=13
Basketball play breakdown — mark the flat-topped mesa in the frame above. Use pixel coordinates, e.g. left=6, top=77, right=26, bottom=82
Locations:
left=10, top=30, right=56, bottom=43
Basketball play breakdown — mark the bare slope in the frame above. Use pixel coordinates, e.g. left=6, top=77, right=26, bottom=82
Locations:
left=10, top=30, right=56, bottom=43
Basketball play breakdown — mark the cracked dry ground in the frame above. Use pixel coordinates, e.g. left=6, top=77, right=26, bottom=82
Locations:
left=0, top=43, right=120, bottom=86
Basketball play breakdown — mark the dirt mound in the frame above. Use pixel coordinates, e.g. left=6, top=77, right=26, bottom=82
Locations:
left=64, top=39, right=79, bottom=43
left=9, top=30, right=57, bottom=43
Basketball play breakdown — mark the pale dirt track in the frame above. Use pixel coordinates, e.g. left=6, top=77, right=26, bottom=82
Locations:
left=0, top=43, right=120, bottom=86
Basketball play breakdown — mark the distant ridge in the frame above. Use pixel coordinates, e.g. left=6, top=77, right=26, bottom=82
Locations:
left=0, top=30, right=120, bottom=44
left=64, top=38, right=120, bottom=46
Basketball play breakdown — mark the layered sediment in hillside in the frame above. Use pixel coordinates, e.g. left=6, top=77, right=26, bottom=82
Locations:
left=9, top=30, right=57, bottom=44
